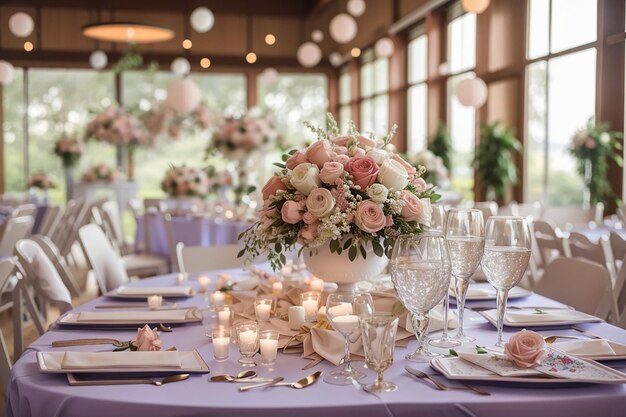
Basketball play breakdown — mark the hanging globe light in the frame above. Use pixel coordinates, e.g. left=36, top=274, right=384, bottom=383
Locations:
left=89, top=50, right=108, bottom=70
left=166, top=78, right=201, bottom=114
left=329, top=52, right=343, bottom=67
left=461, top=0, right=490, bottom=14
left=329, top=13, right=357, bottom=44
left=374, top=37, right=395, bottom=58
left=171, top=57, right=191, bottom=76
left=0, top=61, right=15, bottom=85
left=9, top=12, right=34, bottom=38
left=455, top=77, right=488, bottom=108
left=347, top=0, right=366, bottom=17
left=297, top=42, right=322, bottom=68
left=190, top=7, right=215, bottom=33
left=311, top=30, right=324, bottom=43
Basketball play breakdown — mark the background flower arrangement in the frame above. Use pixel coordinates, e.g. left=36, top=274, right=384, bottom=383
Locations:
left=53, top=135, right=84, bottom=167
left=27, top=172, right=58, bottom=190
left=240, top=114, right=440, bottom=270
left=80, top=162, right=119, bottom=183
left=85, top=105, right=153, bottom=148
left=143, top=102, right=212, bottom=141
left=206, top=110, right=275, bottom=160
left=570, top=118, right=623, bottom=207
left=408, top=150, right=448, bottom=186
left=160, top=164, right=211, bottom=198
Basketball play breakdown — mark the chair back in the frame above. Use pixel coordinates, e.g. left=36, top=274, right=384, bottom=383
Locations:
left=512, top=201, right=543, bottom=220
left=473, top=201, right=498, bottom=223
left=163, top=214, right=179, bottom=272
left=30, top=235, right=81, bottom=297
left=532, top=220, right=564, bottom=268
left=15, top=239, right=72, bottom=314
left=542, top=203, right=604, bottom=230
left=38, top=205, right=62, bottom=237
left=101, top=201, right=125, bottom=248
left=78, top=224, right=129, bottom=293
left=144, top=198, right=166, bottom=212
left=610, top=232, right=626, bottom=267
left=178, top=244, right=246, bottom=273
left=567, top=232, right=607, bottom=266
left=13, top=203, right=36, bottom=218
left=535, top=257, right=617, bottom=320
left=0, top=258, right=16, bottom=389
left=0, top=216, right=34, bottom=257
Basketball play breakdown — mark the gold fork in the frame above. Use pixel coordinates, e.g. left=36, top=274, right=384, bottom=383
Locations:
left=405, top=366, right=490, bottom=396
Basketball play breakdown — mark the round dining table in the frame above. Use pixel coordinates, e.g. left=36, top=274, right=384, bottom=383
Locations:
left=7, top=266, right=626, bottom=417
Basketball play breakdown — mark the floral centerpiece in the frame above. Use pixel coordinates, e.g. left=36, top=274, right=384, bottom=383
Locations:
left=85, top=105, right=152, bottom=147
left=570, top=119, right=623, bottom=207
left=81, top=163, right=119, bottom=183
left=54, top=135, right=84, bottom=167
left=160, top=164, right=211, bottom=198
left=206, top=110, right=275, bottom=160
left=27, top=172, right=58, bottom=190
left=144, top=102, right=211, bottom=140
left=408, top=150, right=448, bottom=186
left=239, top=114, right=439, bottom=284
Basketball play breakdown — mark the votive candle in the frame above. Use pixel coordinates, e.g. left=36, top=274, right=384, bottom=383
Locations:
left=309, top=278, right=324, bottom=292
left=255, top=297, right=273, bottom=322
left=198, top=275, right=211, bottom=293
left=301, top=292, right=320, bottom=323
left=212, top=328, right=231, bottom=361
left=259, top=330, right=279, bottom=365
left=217, top=305, right=233, bottom=328
left=272, top=281, right=283, bottom=296
left=288, top=306, right=305, bottom=330
left=211, top=291, right=225, bottom=307
left=147, top=295, right=162, bottom=310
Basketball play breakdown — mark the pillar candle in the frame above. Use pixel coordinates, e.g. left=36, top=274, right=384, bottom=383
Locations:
left=255, top=303, right=272, bottom=322
left=198, top=275, right=211, bottom=293
left=288, top=306, right=305, bottom=330
left=213, top=336, right=230, bottom=360
left=259, top=338, right=278, bottom=363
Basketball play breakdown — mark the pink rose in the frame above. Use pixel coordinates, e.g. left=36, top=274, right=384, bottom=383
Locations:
left=286, top=150, right=308, bottom=169
left=585, top=138, right=596, bottom=149
left=334, top=146, right=349, bottom=155
left=504, top=330, right=546, bottom=368
left=346, top=157, right=380, bottom=190
left=333, top=154, right=350, bottom=166
left=306, top=188, right=335, bottom=218
left=133, top=325, right=162, bottom=351
left=393, top=155, right=417, bottom=176
left=350, top=147, right=366, bottom=158
left=306, top=140, right=335, bottom=168
left=413, top=177, right=428, bottom=192
left=262, top=175, right=285, bottom=201
left=281, top=200, right=302, bottom=224
left=300, top=221, right=319, bottom=243
left=319, top=161, right=344, bottom=184
left=354, top=200, right=386, bottom=233
left=333, top=135, right=378, bottom=148
left=302, top=211, right=317, bottom=224
left=400, top=191, right=423, bottom=222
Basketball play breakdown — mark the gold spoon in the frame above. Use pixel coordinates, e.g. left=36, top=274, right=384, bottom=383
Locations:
left=210, top=370, right=261, bottom=382
left=152, top=374, right=190, bottom=386
left=543, top=335, right=585, bottom=344
left=270, top=371, right=323, bottom=389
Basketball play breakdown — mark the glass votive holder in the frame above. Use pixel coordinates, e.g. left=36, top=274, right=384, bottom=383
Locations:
left=217, top=305, right=234, bottom=328
left=210, top=291, right=226, bottom=308
left=288, top=306, right=305, bottom=330
left=212, top=327, right=231, bottom=362
left=259, top=330, right=279, bottom=366
left=147, top=295, right=162, bottom=310
left=236, top=321, right=260, bottom=367
left=254, top=296, right=273, bottom=322
left=300, top=291, right=321, bottom=323
left=271, top=281, right=284, bottom=296
left=198, top=275, right=211, bottom=293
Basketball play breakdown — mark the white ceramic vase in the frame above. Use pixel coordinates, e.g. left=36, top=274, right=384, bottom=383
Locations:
left=303, top=239, right=388, bottom=291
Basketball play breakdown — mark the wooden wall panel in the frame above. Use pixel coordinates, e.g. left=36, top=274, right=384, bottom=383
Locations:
left=487, top=79, right=518, bottom=126
left=189, top=14, right=247, bottom=56
left=1, top=6, right=37, bottom=50
left=252, top=17, right=301, bottom=57
left=41, top=8, right=93, bottom=51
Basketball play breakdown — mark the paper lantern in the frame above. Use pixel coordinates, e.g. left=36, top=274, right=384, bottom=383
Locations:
left=262, top=68, right=279, bottom=85
left=0, top=61, right=15, bottom=85
left=347, top=0, right=366, bottom=17
left=329, top=52, right=343, bottom=67
left=171, top=57, right=191, bottom=76
left=190, top=7, right=215, bottom=33
left=297, top=42, right=322, bottom=68
left=329, top=13, right=357, bottom=44
left=166, top=78, right=201, bottom=114
left=311, top=30, right=324, bottom=43
left=461, top=0, right=490, bottom=14
left=455, top=77, right=488, bottom=108
left=9, top=12, right=34, bottom=38
left=89, top=50, right=108, bottom=70
left=374, top=37, right=394, bottom=58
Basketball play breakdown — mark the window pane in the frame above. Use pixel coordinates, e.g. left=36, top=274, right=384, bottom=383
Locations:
left=527, top=0, right=550, bottom=59
left=448, top=13, right=476, bottom=74
left=3, top=68, right=25, bottom=193
left=551, top=0, right=597, bottom=53
left=448, top=73, right=475, bottom=199
left=407, top=83, right=427, bottom=154
left=545, top=48, right=596, bottom=206
left=339, top=105, right=351, bottom=133
left=373, top=94, right=389, bottom=136
left=373, top=58, right=389, bottom=95
left=339, top=71, right=351, bottom=105
left=190, top=73, right=246, bottom=117
left=360, top=62, right=374, bottom=97
left=525, top=61, right=548, bottom=203
left=408, top=35, right=428, bottom=84
left=360, top=98, right=374, bottom=134
left=29, top=68, right=116, bottom=205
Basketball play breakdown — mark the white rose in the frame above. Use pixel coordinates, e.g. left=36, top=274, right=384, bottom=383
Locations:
left=291, top=163, right=321, bottom=195
left=306, top=188, right=335, bottom=218
left=378, top=159, right=409, bottom=191
left=600, top=132, right=610, bottom=145
left=367, top=183, right=389, bottom=203
left=416, top=198, right=433, bottom=226
left=366, top=148, right=390, bottom=165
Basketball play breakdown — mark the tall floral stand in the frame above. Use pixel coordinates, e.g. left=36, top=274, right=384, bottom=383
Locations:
left=127, top=145, right=136, bottom=181
left=583, top=158, right=592, bottom=209
left=64, top=165, right=74, bottom=202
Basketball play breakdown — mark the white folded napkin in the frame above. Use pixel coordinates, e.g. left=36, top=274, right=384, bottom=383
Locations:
left=505, top=309, right=588, bottom=324
left=116, top=286, right=193, bottom=296
left=77, top=309, right=192, bottom=323
left=464, top=288, right=493, bottom=298
left=61, top=351, right=181, bottom=369
left=554, top=339, right=616, bottom=357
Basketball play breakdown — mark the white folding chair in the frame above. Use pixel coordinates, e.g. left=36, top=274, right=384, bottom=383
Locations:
left=535, top=257, right=617, bottom=322
left=0, top=258, right=17, bottom=389
left=177, top=243, right=246, bottom=273
left=0, top=216, right=34, bottom=257
left=38, top=205, right=63, bottom=238
left=567, top=231, right=616, bottom=285
left=542, top=203, right=604, bottom=230
left=12, top=203, right=36, bottom=218
left=532, top=220, right=565, bottom=269
left=30, top=235, right=81, bottom=297
left=472, top=201, right=498, bottom=224
left=78, top=224, right=130, bottom=293
left=512, top=201, right=543, bottom=220
left=610, top=232, right=626, bottom=273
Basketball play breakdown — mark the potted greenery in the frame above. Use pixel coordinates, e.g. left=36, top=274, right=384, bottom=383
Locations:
left=428, top=121, right=452, bottom=170
left=474, top=121, right=521, bottom=201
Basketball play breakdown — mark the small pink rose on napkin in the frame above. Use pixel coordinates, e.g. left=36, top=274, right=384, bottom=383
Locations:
left=504, top=329, right=545, bottom=368
left=131, top=325, right=163, bottom=351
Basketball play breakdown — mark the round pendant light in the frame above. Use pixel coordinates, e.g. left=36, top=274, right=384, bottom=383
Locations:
left=329, top=13, right=357, bottom=44
left=347, top=0, right=366, bottom=17
left=461, top=0, right=490, bottom=14
left=190, top=7, right=215, bottom=33
left=329, top=52, right=343, bottom=67
left=455, top=76, right=488, bottom=108
left=297, top=42, right=322, bottom=68
left=83, top=22, right=174, bottom=44
left=311, top=30, right=324, bottom=43
left=9, top=12, right=34, bottom=38
left=89, top=50, right=108, bottom=70
left=171, top=57, right=191, bottom=76
left=0, top=61, right=15, bottom=85
left=374, top=37, right=395, bottom=58
left=166, top=78, right=201, bottom=114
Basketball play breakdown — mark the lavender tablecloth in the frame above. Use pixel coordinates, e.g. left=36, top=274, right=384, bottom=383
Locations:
left=7, top=268, right=626, bottom=417
left=135, top=215, right=252, bottom=258
left=570, top=225, right=626, bottom=243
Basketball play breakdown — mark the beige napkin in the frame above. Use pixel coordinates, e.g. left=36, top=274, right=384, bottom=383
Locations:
left=77, top=309, right=194, bottom=323
left=61, top=351, right=182, bottom=369
left=505, top=309, right=589, bottom=324
left=116, top=286, right=193, bottom=296
left=554, top=339, right=617, bottom=357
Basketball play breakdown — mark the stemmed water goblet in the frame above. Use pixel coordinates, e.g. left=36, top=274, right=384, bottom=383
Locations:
left=446, top=209, right=484, bottom=343
left=482, top=216, right=532, bottom=347
left=390, top=232, right=451, bottom=361
left=360, top=313, right=399, bottom=393
left=323, top=292, right=374, bottom=385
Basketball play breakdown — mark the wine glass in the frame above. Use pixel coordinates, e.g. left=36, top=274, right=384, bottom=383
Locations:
left=324, top=292, right=374, bottom=385
left=390, top=232, right=451, bottom=361
left=427, top=205, right=460, bottom=348
left=360, top=313, right=399, bottom=393
left=446, top=209, right=484, bottom=343
left=483, top=216, right=531, bottom=347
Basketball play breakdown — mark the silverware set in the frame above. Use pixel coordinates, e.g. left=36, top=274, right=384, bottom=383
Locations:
left=405, top=366, right=490, bottom=396
left=210, top=371, right=323, bottom=391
